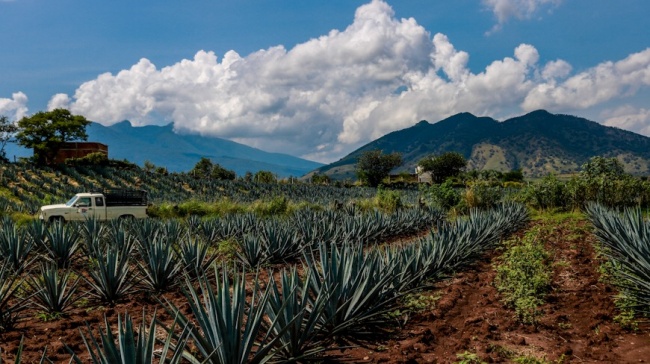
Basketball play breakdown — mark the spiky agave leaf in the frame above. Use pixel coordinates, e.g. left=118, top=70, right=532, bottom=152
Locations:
left=27, top=262, right=80, bottom=315
left=163, top=266, right=283, bottom=364
left=85, top=241, right=137, bottom=305
left=265, top=267, right=329, bottom=362
left=68, top=310, right=189, bottom=364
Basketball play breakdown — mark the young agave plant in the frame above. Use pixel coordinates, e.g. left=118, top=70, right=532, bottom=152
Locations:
left=85, top=242, right=137, bottom=305
left=0, top=223, right=35, bottom=273
left=27, top=262, right=80, bottom=316
left=176, top=236, right=217, bottom=280
left=25, top=219, right=48, bottom=254
left=68, top=311, right=189, bottom=364
left=0, top=263, right=27, bottom=332
left=45, top=221, right=81, bottom=269
left=136, top=236, right=181, bottom=293
left=264, top=268, right=329, bottom=362
left=80, top=216, right=106, bottom=257
left=164, top=267, right=282, bottom=364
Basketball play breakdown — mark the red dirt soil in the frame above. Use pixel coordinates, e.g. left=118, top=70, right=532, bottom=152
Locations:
left=1, top=216, right=649, bottom=363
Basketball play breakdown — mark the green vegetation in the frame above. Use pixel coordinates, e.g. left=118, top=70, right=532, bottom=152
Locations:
left=418, top=151, right=467, bottom=183
left=15, top=109, right=90, bottom=165
left=495, top=227, right=552, bottom=324
left=356, top=149, right=402, bottom=187
left=586, top=203, right=650, bottom=323
left=0, top=115, right=18, bottom=163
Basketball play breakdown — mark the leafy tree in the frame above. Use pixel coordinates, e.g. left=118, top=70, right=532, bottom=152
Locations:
left=0, top=115, right=18, bottom=162
left=254, top=170, right=276, bottom=183
left=190, top=157, right=214, bottom=178
left=190, top=157, right=235, bottom=180
left=356, top=150, right=402, bottom=187
left=143, top=160, right=156, bottom=172
left=311, top=172, right=331, bottom=185
left=211, top=164, right=236, bottom=180
left=502, top=169, right=524, bottom=182
left=15, top=109, right=91, bottom=165
left=580, top=156, right=625, bottom=178
left=418, top=152, right=467, bottom=183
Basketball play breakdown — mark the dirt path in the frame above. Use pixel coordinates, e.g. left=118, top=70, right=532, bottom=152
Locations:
left=331, top=215, right=650, bottom=363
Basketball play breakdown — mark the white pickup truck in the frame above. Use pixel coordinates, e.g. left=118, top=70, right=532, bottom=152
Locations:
left=39, top=189, right=148, bottom=222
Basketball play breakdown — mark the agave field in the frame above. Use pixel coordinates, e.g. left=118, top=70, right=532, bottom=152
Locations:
left=1, top=164, right=650, bottom=363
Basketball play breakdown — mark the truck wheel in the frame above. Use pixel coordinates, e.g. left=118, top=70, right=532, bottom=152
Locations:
left=119, top=215, right=135, bottom=221
left=49, top=216, right=64, bottom=224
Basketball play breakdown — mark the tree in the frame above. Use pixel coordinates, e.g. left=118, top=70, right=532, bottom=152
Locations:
left=356, top=150, right=402, bottom=187
left=311, top=172, right=331, bottom=185
left=190, top=157, right=236, bottom=180
left=254, top=170, right=276, bottom=183
left=418, top=152, right=467, bottom=183
left=190, top=157, right=214, bottom=178
left=0, top=115, right=18, bottom=162
left=15, top=109, right=91, bottom=165
left=580, top=156, right=625, bottom=178
left=211, top=164, right=236, bottom=180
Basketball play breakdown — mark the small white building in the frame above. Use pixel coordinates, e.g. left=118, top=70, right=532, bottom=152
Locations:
left=415, top=166, right=433, bottom=183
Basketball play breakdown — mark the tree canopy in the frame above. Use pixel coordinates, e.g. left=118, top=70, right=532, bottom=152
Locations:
left=15, top=109, right=91, bottom=165
left=190, top=157, right=236, bottom=180
left=356, top=150, right=402, bottom=187
left=0, top=115, right=18, bottom=162
left=418, top=152, right=467, bottom=183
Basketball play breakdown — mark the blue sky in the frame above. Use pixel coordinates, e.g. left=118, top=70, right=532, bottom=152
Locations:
left=1, top=0, right=649, bottom=162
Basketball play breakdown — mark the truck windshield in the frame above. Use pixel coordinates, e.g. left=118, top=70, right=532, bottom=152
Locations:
left=65, top=196, right=78, bottom=207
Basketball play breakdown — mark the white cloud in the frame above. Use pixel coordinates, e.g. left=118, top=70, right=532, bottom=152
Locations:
left=522, top=48, right=650, bottom=111
left=47, top=0, right=650, bottom=162
left=483, top=0, right=563, bottom=31
left=0, top=92, right=28, bottom=120
left=602, top=106, right=650, bottom=136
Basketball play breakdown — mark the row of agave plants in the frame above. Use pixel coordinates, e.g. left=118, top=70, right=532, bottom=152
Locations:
left=1, top=163, right=420, bottom=214
left=585, top=203, right=650, bottom=317
left=0, top=203, right=528, bottom=362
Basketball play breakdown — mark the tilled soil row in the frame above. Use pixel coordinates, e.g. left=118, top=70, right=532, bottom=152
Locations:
left=330, top=216, right=650, bottom=363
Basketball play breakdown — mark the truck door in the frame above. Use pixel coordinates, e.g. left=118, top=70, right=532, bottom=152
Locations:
left=92, top=196, right=106, bottom=219
left=72, top=197, right=94, bottom=220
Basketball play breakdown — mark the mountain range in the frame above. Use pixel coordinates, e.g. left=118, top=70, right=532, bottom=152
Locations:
left=4, top=121, right=323, bottom=177
left=311, top=110, right=650, bottom=179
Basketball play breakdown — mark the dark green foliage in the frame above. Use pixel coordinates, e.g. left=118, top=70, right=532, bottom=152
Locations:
left=0, top=263, right=27, bottom=332
left=27, top=262, right=80, bottom=315
left=15, top=109, right=91, bottom=165
left=0, top=220, right=34, bottom=272
left=164, top=267, right=281, bottom=364
left=85, top=242, right=137, bottom=305
left=586, top=203, right=650, bottom=316
left=425, top=180, right=461, bottom=209
left=254, top=170, right=277, bottom=184
left=310, top=173, right=331, bottom=185
left=356, top=150, right=402, bottom=187
left=0, top=115, right=18, bottom=162
left=45, top=221, right=82, bottom=268
left=190, top=157, right=236, bottom=180
left=418, top=152, right=467, bottom=184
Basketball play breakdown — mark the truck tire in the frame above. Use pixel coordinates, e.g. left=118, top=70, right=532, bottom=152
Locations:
left=118, top=215, right=135, bottom=221
left=49, top=216, right=65, bottom=224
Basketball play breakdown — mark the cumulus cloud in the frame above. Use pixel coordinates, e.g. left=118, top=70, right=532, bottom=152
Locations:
left=0, top=92, right=28, bottom=120
left=602, top=106, right=650, bottom=136
left=522, top=48, right=650, bottom=111
left=483, top=0, right=563, bottom=32
left=47, top=0, right=650, bottom=162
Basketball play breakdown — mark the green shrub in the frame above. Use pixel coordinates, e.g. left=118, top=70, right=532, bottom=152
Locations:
left=495, top=227, right=552, bottom=324
left=376, top=187, right=403, bottom=212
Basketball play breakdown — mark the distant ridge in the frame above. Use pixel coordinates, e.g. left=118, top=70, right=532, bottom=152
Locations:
left=310, top=110, right=650, bottom=179
left=5, top=121, right=322, bottom=177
